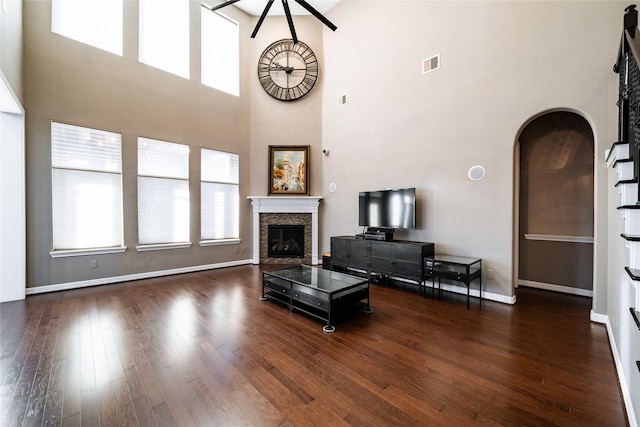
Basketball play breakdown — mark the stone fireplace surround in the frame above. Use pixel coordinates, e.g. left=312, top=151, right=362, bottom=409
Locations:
left=248, top=196, right=322, bottom=265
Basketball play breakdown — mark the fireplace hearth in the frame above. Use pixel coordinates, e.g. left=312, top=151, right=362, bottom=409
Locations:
left=268, top=225, right=304, bottom=258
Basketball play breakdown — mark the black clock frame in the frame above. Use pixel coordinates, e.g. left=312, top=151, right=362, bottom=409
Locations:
left=257, top=39, right=318, bottom=101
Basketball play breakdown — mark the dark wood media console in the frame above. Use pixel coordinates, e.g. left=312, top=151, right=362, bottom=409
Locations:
left=330, top=236, right=435, bottom=295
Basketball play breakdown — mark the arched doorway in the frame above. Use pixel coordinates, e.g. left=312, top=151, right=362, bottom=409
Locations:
left=516, top=111, right=594, bottom=296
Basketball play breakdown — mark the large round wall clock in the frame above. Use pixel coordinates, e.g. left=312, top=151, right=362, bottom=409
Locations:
left=257, top=39, right=319, bottom=102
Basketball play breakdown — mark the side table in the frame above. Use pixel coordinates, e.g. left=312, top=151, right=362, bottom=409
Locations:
left=425, top=255, right=482, bottom=309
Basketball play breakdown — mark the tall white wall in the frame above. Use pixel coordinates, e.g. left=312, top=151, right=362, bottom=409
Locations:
left=22, top=1, right=254, bottom=289
left=0, top=73, right=25, bottom=302
left=320, top=1, right=624, bottom=303
left=19, top=0, right=628, bottom=305
left=248, top=16, right=324, bottom=198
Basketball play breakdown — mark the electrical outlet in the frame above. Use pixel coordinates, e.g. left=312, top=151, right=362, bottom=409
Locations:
left=90, top=259, right=98, bottom=269
left=487, top=269, right=494, bottom=279
left=234, top=247, right=239, bottom=253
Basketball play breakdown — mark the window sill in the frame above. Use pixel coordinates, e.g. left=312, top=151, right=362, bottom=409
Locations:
left=136, top=243, right=192, bottom=252
left=50, top=247, right=127, bottom=258
left=199, top=238, right=241, bottom=247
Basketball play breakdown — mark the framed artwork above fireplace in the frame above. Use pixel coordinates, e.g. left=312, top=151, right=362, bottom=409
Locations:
left=268, top=145, right=309, bottom=196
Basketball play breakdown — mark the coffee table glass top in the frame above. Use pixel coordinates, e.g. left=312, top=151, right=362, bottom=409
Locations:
left=263, top=265, right=367, bottom=293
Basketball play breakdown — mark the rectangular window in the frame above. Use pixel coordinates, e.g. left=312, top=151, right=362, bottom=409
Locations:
left=138, top=138, right=190, bottom=246
left=139, top=0, right=190, bottom=79
left=51, top=122, right=123, bottom=251
left=201, top=7, right=239, bottom=96
left=201, top=149, right=239, bottom=242
left=51, top=0, right=123, bottom=55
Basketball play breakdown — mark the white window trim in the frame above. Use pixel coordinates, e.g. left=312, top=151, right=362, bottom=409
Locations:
left=199, top=238, right=241, bottom=247
left=136, top=242, right=192, bottom=252
left=50, top=247, right=127, bottom=258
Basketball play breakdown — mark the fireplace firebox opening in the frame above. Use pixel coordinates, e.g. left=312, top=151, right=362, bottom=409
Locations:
left=268, top=225, right=304, bottom=258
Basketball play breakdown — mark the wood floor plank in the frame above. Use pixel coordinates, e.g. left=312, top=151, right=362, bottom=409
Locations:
left=150, top=401, right=176, bottom=427
left=40, top=357, right=65, bottom=427
left=96, top=384, right=119, bottom=427
left=0, top=265, right=629, bottom=426
left=0, top=302, right=44, bottom=393
left=60, top=310, right=81, bottom=425
left=112, top=377, right=138, bottom=426
left=188, top=376, right=231, bottom=426
left=79, top=385, right=100, bottom=427
left=3, top=305, right=51, bottom=424
left=22, top=312, right=60, bottom=425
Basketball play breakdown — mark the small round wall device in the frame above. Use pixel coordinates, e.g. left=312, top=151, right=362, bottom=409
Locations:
left=468, top=165, right=485, bottom=181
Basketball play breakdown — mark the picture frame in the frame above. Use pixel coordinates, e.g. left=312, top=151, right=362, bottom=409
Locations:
left=268, top=145, right=309, bottom=196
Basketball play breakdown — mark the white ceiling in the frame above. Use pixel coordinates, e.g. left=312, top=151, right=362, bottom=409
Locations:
left=209, top=0, right=342, bottom=17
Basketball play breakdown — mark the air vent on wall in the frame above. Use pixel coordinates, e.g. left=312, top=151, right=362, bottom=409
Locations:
left=337, top=93, right=347, bottom=107
left=423, top=54, right=440, bottom=74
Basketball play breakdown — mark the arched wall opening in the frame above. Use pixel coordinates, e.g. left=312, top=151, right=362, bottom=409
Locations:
left=514, top=110, right=595, bottom=297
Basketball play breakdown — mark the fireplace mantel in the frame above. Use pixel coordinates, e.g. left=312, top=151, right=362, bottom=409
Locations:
left=248, top=196, right=322, bottom=265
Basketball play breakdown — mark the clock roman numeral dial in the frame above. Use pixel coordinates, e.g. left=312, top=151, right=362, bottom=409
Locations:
left=257, top=39, right=318, bottom=102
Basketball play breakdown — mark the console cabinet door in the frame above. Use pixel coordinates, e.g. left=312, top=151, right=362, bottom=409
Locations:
left=391, top=243, right=421, bottom=280
left=330, top=237, right=349, bottom=266
left=391, top=259, right=422, bottom=280
left=370, top=241, right=393, bottom=274
left=349, top=239, right=370, bottom=270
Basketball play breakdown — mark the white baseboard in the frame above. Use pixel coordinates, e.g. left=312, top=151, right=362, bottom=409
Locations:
left=518, top=279, right=593, bottom=297
left=423, top=281, right=516, bottom=305
left=25, top=259, right=253, bottom=295
left=601, top=314, right=638, bottom=427
left=589, top=309, right=608, bottom=324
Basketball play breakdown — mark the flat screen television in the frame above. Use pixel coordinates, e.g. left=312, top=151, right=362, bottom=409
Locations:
left=358, top=187, right=416, bottom=230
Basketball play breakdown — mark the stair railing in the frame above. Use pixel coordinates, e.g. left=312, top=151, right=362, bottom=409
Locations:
left=614, top=4, right=640, bottom=203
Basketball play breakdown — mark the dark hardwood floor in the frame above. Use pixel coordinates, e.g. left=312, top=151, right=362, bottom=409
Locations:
left=0, top=265, right=628, bottom=426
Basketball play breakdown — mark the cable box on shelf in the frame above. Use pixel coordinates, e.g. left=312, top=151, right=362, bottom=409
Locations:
left=358, top=227, right=394, bottom=241
left=365, top=232, right=392, bottom=241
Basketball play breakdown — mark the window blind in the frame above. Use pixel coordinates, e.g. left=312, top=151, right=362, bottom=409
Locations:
left=138, top=137, right=190, bottom=245
left=139, top=0, right=189, bottom=79
left=51, top=122, right=123, bottom=250
left=51, top=0, right=123, bottom=56
left=201, top=149, right=239, bottom=240
left=201, top=8, right=239, bottom=96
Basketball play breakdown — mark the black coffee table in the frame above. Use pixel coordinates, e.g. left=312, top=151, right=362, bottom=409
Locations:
left=261, top=265, right=373, bottom=333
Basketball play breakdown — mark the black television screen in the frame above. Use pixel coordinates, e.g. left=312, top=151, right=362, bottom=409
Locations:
left=358, top=188, right=416, bottom=229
